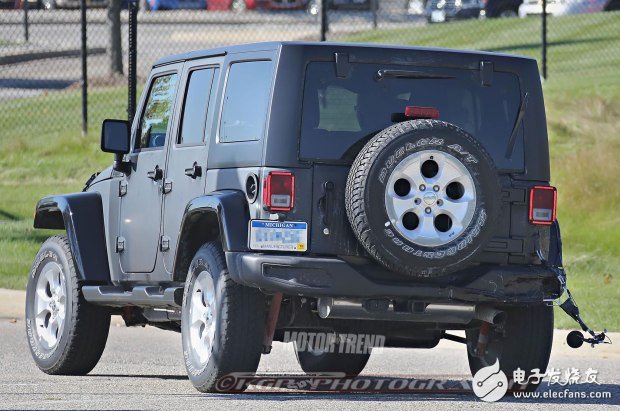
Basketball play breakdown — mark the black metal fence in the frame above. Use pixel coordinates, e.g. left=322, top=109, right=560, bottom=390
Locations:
left=1, top=1, right=619, bottom=136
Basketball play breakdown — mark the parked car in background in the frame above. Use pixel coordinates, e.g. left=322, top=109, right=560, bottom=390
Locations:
left=519, top=0, right=619, bottom=17
left=425, top=0, right=483, bottom=22
left=208, top=0, right=255, bottom=10
left=482, top=0, right=522, bottom=16
left=406, top=0, right=427, bottom=14
left=307, top=0, right=373, bottom=14
left=38, top=0, right=106, bottom=9
left=424, top=0, right=523, bottom=22
left=256, top=0, right=305, bottom=10
left=0, top=0, right=39, bottom=9
left=147, top=0, right=204, bottom=10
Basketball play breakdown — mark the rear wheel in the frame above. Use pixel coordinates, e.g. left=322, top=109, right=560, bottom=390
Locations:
left=181, top=242, right=266, bottom=393
left=467, top=304, right=554, bottom=390
left=295, top=339, right=371, bottom=376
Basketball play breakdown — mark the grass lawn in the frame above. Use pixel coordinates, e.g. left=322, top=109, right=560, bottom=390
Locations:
left=1, top=14, right=619, bottom=330
left=0, top=87, right=128, bottom=289
left=345, top=12, right=620, bottom=78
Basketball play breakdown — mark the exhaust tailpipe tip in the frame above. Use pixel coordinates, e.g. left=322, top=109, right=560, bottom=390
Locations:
left=476, top=306, right=506, bottom=326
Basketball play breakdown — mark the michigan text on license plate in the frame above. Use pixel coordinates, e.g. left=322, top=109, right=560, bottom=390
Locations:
left=249, top=220, right=308, bottom=252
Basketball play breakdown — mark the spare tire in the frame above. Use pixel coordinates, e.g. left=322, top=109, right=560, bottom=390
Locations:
left=345, top=120, right=501, bottom=278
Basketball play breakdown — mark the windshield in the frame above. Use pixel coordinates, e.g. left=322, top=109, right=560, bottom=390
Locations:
left=300, top=62, right=522, bottom=167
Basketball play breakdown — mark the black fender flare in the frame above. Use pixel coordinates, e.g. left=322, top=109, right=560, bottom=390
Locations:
left=173, top=190, right=250, bottom=282
left=33, top=192, right=111, bottom=283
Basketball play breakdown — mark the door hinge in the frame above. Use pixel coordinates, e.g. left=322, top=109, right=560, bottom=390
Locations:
left=162, top=179, right=173, bottom=194
left=119, top=180, right=128, bottom=197
left=115, top=236, right=125, bottom=253
left=160, top=236, right=170, bottom=252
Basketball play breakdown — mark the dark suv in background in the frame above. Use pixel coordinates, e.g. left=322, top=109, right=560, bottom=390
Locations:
left=425, top=0, right=522, bottom=22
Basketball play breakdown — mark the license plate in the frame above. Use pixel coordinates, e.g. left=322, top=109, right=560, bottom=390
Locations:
left=249, top=220, right=308, bottom=252
left=431, top=10, right=446, bottom=22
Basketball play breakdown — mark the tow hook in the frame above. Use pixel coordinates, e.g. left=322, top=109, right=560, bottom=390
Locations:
left=542, top=221, right=611, bottom=349
left=560, top=290, right=609, bottom=348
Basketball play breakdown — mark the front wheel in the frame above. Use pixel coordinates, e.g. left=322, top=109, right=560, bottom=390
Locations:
left=25, top=235, right=110, bottom=375
left=466, top=304, right=554, bottom=390
left=181, top=242, right=266, bottom=393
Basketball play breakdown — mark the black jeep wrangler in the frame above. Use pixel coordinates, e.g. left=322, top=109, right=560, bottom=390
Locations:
left=26, top=42, right=563, bottom=393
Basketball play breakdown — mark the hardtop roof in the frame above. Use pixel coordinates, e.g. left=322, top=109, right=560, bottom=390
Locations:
left=152, top=41, right=535, bottom=68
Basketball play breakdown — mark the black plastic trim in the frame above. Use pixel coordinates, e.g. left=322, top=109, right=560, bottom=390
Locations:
left=178, top=190, right=250, bottom=253
left=226, top=252, right=562, bottom=303
left=33, top=192, right=111, bottom=283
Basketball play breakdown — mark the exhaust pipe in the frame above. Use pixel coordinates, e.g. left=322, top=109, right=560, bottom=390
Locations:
left=475, top=305, right=506, bottom=325
left=316, top=298, right=505, bottom=325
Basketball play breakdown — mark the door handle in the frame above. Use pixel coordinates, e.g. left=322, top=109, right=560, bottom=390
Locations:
left=147, top=165, right=163, bottom=181
left=184, top=162, right=202, bottom=179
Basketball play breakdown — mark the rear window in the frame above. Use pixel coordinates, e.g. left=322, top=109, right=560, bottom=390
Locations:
left=300, top=62, right=523, bottom=168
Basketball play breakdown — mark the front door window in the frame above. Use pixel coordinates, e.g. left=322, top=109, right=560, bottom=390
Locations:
left=138, top=73, right=178, bottom=149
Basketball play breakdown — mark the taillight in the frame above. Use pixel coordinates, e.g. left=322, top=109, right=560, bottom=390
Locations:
left=405, top=106, right=439, bottom=119
left=529, top=185, right=557, bottom=225
left=263, top=171, right=295, bottom=211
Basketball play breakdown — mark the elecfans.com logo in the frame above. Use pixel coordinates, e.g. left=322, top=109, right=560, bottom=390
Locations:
left=472, top=359, right=508, bottom=402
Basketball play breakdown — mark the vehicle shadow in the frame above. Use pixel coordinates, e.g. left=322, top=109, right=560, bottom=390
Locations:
left=88, top=373, right=188, bottom=381
left=88, top=374, right=619, bottom=405
left=211, top=381, right=619, bottom=405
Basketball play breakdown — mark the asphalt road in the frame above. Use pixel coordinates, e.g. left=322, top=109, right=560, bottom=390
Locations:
left=0, top=318, right=618, bottom=410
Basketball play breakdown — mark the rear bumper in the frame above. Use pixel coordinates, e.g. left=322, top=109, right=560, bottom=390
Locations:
left=225, top=252, right=562, bottom=304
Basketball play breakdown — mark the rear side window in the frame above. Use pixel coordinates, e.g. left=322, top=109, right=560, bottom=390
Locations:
left=178, top=68, right=216, bottom=145
left=219, top=60, right=273, bottom=143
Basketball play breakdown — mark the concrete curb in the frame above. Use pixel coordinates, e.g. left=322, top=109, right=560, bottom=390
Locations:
left=0, top=288, right=125, bottom=326
left=0, top=47, right=106, bottom=66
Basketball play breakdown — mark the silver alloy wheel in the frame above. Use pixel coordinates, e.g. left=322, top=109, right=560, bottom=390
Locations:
left=189, top=270, right=217, bottom=366
left=385, top=149, right=476, bottom=247
left=34, top=261, right=66, bottom=350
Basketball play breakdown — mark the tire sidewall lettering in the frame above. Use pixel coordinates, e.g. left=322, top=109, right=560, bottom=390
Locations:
left=351, top=121, right=500, bottom=276
left=27, top=244, right=67, bottom=362
left=379, top=137, right=444, bottom=184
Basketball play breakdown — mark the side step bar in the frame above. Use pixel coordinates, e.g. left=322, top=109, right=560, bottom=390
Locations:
left=82, top=286, right=183, bottom=308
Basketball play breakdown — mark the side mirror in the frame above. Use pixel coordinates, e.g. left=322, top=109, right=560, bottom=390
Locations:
left=101, top=119, right=131, bottom=174
left=101, top=119, right=130, bottom=154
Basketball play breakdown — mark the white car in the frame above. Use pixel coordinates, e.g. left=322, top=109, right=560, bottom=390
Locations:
left=519, top=0, right=614, bottom=17
left=518, top=0, right=570, bottom=17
